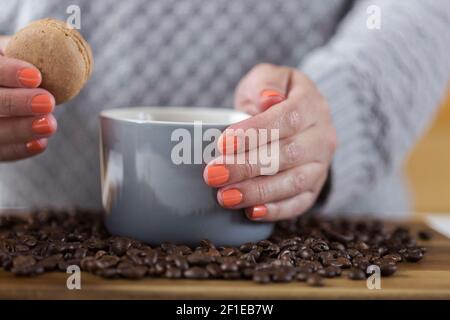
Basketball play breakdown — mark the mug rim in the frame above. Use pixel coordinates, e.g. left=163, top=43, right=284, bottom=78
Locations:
left=100, top=106, right=249, bottom=126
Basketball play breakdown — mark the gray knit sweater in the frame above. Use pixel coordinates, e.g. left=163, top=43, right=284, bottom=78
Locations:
left=1, top=0, right=450, bottom=218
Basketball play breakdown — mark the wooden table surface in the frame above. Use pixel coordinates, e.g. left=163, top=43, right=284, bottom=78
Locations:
left=1, top=222, right=449, bottom=300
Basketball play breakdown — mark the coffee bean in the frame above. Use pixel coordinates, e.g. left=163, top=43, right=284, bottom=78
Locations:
left=94, top=250, right=107, bottom=259
left=184, top=267, right=209, bottom=279
left=143, top=250, right=158, bottom=266
left=330, top=242, right=346, bottom=251
left=418, top=230, right=432, bottom=241
left=298, top=248, right=314, bottom=260
left=19, top=235, right=37, bottom=247
left=187, top=252, right=213, bottom=265
left=199, top=239, right=215, bottom=248
left=118, top=265, right=147, bottom=279
left=239, top=242, right=256, bottom=253
left=0, top=209, right=427, bottom=285
left=334, top=257, right=352, bottom=268
left=311, top=240, right=329, bottom=252
left=380, top=263, right=397, bottom=277
left=12, top=255, right=36, bottom=269
left=96, top=255, right=120, bottom=269
left=403, top=249, right=424, bottom=262
left=74, top=248, right=88, bottom=260
left=206, top=263, right=221, bottom=277
left=220, top=247, right=238, bottom=257
left=39, top=254, right=63, bottom=270
left=165, top=267, right=182, bottom=278
left=14, top=244, right=29, bottom=252
left=253, top=271, right=271, bottom=284
left=173, top=255, right=189, bottom=270
left=296, top=272, right=308, bottom=281
left=220, top=258, right=238, bottom=272
left=80, top=257, right=97, bottom=272
left=318, top=266, right=341, bottom=278
left=223, top=271, right=241, bottom=279
left=347, top=268, right=366, bottom=280
left=96, top=268, right=117, bottom=278
left=306, top=274, right=324, bottom=287
left=110, top=237, right=132, bottom=256
left=383, top=253, right=402, bottom=262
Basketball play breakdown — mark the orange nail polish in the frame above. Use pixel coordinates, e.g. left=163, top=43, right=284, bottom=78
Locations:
left=246, top=205, right=267, bottom=219
left=207, top=165, right=229, bottom=187
left=31, top=95, right=54, bottom=114
left=220, top=135, right=238, bottom=154
left=26, top=140, right=44, bottom=154
left=18, top=68, right=41, bottom=88
left=261, top=89, right=284, bottom=99
left=32, top=117, right=53, bottom=135
left=222, top=189, right=243, bottom=207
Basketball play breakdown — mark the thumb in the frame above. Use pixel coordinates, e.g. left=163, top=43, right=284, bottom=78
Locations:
left=0, top=36, right=11, bottom=55
left=234, top=63, right=289, bottom=115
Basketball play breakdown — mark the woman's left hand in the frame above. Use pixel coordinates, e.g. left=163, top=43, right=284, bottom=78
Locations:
left=203, top=63, right=337, bottom=221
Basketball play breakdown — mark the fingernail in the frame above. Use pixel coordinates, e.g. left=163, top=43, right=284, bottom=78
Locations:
left=206, top=165, right=229, bottom=187
left=26, top=140, right=45, bottom=154
left=32, top=117, right=53, bottom=135
left=222, top=188, right=243, bottom=207
left=261, top=89, right=284, bottom=99
left=18, top=68, right=41, bottom=88
left=219, top=134, right=238, bottom=154
left=31, top=95, right=54, bottom=114
left=246, top=205, right=267, bottom=219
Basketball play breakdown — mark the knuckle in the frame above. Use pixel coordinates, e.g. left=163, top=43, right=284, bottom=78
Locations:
left=291, top=169, right=307, bottom=193
left=0, top=93, right=15, bottom=115
left=283, top=140, right=302, bottom=164
left=239, top=158, right=258, bottom=179
left=283, top=107, right=302, bottom=133
left=255, top=180, right=270, bottom=203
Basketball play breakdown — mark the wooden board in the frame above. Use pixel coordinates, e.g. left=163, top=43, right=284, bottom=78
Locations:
left=0, top=222, right=449, bottom=300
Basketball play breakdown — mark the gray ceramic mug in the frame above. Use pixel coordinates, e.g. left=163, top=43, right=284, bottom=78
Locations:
left=99, top=107, right=274, bottom=246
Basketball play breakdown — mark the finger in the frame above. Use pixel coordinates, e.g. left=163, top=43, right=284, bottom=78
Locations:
left=0, top=138, right=48, bottom=161
left=221, top=72, right=323, bottom=154
left=0, top=88, right=55, bottom=116
left=0, top=55, right=42, bottom=88
left=245, top=171, right=327, bottom=221
left=245, top=191, right=316, bottom=222
left=216, top=162, right=324, bottom=209
left=204, top=126, right=332, bottom=187
left=234, top=63, right=290, bottom=115
left=0, top=114, right=57, bottom=144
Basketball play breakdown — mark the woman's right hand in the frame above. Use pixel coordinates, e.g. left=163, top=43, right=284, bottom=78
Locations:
left=0, top=37, right=57, bottom=161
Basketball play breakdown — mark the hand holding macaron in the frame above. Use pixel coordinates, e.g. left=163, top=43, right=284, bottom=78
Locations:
left=0, top=19, right=93, bottom=161
left=204, top=63, right=337, bottom=222
left=0, top=37, right=56, bottom=161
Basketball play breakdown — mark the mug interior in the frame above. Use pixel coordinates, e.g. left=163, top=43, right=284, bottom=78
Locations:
left=101, top=107, right=249, bottom=125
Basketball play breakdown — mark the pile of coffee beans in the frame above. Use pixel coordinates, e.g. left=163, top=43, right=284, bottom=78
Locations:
left=0, top=209, right=429, bottom=286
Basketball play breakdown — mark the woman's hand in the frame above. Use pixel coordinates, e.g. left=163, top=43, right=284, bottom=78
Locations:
left=0, top=37, right=57, bottom=161
left=203, top=63, right=337, bottom=221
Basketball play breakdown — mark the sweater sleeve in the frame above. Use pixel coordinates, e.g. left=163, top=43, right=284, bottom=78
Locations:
left=300, top=0, right=450, bottom=214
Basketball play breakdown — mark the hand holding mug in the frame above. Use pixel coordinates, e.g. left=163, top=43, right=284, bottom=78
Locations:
left=204, top=63, right=337, bottom=221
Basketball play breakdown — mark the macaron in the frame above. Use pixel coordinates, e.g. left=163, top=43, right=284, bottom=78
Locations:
left=5, top=18, right=93, bottom=105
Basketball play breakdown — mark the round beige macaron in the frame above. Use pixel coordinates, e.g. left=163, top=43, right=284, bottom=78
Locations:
left=5, top=18, right=94, bottom=105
